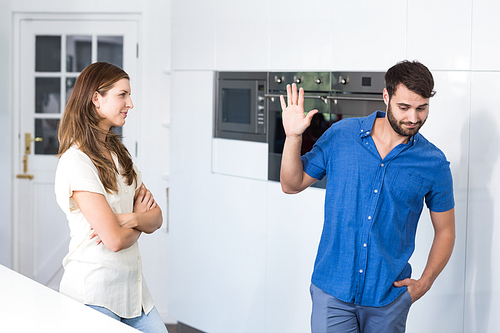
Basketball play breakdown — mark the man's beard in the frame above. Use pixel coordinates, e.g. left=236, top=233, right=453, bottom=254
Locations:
left=386, top=103, right=427, bottom=137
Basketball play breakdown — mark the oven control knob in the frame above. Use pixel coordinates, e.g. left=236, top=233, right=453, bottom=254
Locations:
left=294, top=76, right=302, bottom=84
left=274, top=76, right=284, bottom=84
left=314, top=77, right=323, bottom=84
left=339, top=76, right=348, bottom=85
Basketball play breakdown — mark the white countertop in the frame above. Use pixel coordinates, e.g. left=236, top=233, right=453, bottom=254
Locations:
left=0, top=265, right=139, bottom=332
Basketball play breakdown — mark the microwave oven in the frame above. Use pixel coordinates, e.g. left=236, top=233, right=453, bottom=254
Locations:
left=214, top=72, right=267, bottom=142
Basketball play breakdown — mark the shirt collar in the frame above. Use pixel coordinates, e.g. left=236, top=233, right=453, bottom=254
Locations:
left=359, top=111, right=384, bottom=138
left=359, top=110, right=417, bottom=146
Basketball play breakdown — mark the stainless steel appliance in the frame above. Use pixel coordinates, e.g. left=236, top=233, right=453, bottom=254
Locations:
left=214, top=72, right=267, bottom=142
left=267, top=71, right=386, bottom=189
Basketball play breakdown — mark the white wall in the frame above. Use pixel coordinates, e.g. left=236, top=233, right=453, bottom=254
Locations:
left=0, top=0, right=173, bottom=322
left=0, top=0, right=13, bottom=268
left=168, top=1, right=498, bottom=333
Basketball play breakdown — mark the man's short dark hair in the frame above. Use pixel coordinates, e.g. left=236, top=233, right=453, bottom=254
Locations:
left=385, top=60, right=436, bottom=99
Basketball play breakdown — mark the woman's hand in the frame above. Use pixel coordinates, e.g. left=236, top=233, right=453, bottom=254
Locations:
left=113, top=183, right=163, bottom=234
left=89, top=227, right=102, bottom=245
left=117, top=215, right=138, bottom=229
left=133, top=184, right=157, bottom=213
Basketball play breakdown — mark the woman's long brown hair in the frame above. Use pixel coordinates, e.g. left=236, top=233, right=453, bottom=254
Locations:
left=58, top=62, right=137, bottom=193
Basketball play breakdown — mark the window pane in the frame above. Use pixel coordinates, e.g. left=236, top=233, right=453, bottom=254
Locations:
left=34, top=119, right=60, bottom=155
left=98, top=36, right=123, bottom=68
left=36, top=36, right=61, bottom=72
left=113, top=126, right=123, bottom=138
left=66, top=77, right=77, bottom=104
left=66, top=35, right=91, bottom=72
left=36, top=78, right=60, bottom=114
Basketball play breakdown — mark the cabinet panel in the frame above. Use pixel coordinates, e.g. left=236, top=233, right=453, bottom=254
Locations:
left=472, top=1, right=500, bottom=70
left=329, top=0, right=406, bottom=71
left=269, top=0, right=332, bottom=70
left=168, top=71, right=216, bottom=330
left=172, top=1, right=216, bottom=70
left=211, top=177, right=268, bottom=333
left=265, top=183, right=324, bottom=333
left=464, top=71, right=500, bottom=332
left=215, top=0, right=269, bottom=70
left=406, top=71, right=469, bottom=333
left=407, top=0, right=472, bottom=70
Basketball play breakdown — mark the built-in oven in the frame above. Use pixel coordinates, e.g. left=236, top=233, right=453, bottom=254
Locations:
left=267, top=71, right=386, bottom=189
left=214, top=72, right=267, bottom=142
left=267, top=72, right=332, bottom=188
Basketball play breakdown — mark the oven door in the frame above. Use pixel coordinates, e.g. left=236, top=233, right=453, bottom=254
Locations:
left=329, top=94, right=386, bottom=117
left=267, top=95, right=331, bottom=188
left=216, top=78, right=266, bottom=141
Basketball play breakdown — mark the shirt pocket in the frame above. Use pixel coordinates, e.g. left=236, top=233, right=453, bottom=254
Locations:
left=388, top=168, right=423, bottom=203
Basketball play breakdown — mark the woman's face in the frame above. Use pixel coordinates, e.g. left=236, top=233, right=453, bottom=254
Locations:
left=94, top=78, right=133, bottom=131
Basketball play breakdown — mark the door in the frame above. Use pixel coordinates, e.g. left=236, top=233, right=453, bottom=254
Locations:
left=12, top=15, right=139, bottom=287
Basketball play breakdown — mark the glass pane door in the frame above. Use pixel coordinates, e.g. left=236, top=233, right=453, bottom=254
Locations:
left=33, top=34, right=125, bottom=155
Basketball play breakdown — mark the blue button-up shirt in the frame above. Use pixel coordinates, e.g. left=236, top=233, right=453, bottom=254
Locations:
left=302, top=111, right=454, bottom=307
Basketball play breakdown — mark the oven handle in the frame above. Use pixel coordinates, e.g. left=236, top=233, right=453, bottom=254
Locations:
left=327, top=95, right=384, bottom=102
left=265, top=94, right=328, bottom=103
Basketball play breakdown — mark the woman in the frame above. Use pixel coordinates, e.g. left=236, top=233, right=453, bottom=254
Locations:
left=55, top=62, right=168, bottom=333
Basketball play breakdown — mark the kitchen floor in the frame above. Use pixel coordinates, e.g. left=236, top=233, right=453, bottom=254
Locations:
left=166, top=322, right=204, bottom=333
left=166, top=323, right=177, bottom=333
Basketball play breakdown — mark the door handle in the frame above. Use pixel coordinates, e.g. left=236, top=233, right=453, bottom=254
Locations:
left=25, top=132, right=43, bottom=155
left=16, top=155, right=34, bottom=180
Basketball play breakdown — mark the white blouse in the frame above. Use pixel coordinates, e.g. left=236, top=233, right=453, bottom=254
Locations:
left=55, top=146, right=154, bottom=318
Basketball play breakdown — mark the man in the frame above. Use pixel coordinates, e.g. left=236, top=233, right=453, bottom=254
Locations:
left=280, top=60, right=455, bottom=332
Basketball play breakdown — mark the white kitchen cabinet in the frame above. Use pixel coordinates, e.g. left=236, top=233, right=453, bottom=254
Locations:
left=329, top=0, right=407, bottom=71
left=265, top=182, right=324, bottom=333
left=169, top=70, right=269, bottom=332
left=269, top=0, right=333, bottom=71
left=168, top=71, right=216, bottom=330
left=171, top=0, right=216, bottom=70
left=406, top=71, right=470, bottom=333
left=407, top=0, right=472, bottom=70
left=210, top=176, right=268, bottom=333
left=463, top=71, right=500, bottom=332
left=215, top=0, right=270, bottom=70
left=472, top=1, right=500, bottom=70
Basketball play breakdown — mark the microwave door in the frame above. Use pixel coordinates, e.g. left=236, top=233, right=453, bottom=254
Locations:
left=218, top=80, right=258, bottom=134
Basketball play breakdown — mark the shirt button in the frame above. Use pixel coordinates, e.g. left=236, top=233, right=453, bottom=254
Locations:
left=137, top=255, right=141, bottom=260
left=380, top=163, right=384, bottom=167
left=359, top=269, right=363, bottom=274
left=138, top=278, right=141, bottom=282
left=374, top=189, right=378, bottom=193
left=363, top=243, right=367, bottom=248
left=368, top=216, right=372, bottom=220
left=125, top=189, right=128, bottom=193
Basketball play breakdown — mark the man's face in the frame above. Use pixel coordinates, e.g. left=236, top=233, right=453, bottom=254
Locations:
left=384, top=84, right=429, bottom=137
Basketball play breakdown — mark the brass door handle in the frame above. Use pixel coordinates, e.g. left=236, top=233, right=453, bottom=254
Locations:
left=25, top=132, right=43, bottom=155
left=16, top=174, right=34, bottom=180
left=16, top=155, right=34, bottom=180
